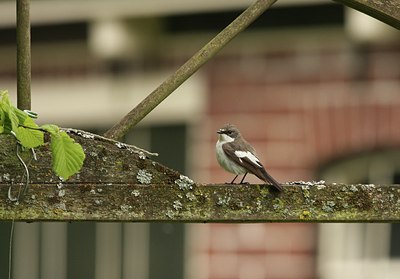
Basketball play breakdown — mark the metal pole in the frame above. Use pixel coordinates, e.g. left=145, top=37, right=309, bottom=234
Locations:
left=16, top=0, right=31, bottom=110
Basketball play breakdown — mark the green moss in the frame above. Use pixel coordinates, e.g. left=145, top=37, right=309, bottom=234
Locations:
left=272, top=198, right=285, bottom=210
left=259, top=185, right=272, bottom=197
left=300, top=210, right=312, bottom=220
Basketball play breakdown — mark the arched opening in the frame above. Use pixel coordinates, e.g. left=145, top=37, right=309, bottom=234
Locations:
left=317, top=148, right=400, bottom=279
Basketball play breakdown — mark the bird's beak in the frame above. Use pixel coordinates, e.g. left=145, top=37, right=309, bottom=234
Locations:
left=217, top=129, right=223, bottom=134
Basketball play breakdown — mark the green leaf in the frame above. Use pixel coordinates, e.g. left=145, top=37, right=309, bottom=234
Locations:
left=1, top=103, right=19, bottom=134
left=22, top=113, right=39, bottom=128
left=41, top=124, right=60, bottom=135
left=51, top=131, right=85, bottom=180
left=0, top=92, right=19, bottom=133
left=0, top=105, right=4, bottom=123
left=15, top=126, right=44, bottom=148
left=0, top=90, right=86, bottom=180
left=0, top=108, right=4, bottom=134
left=14, top=107, right=28, bottom=124
left=14, top=116, right=44, bottom=148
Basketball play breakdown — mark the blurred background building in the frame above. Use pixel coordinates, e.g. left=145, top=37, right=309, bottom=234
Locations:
left=0, top=0, right=399, bottom=278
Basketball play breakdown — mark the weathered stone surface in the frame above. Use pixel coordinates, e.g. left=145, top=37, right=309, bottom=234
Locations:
left=2, top=134, right=400, bottom=222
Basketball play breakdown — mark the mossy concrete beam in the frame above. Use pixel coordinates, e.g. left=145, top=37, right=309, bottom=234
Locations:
left=0, top=182, right=400, bottom=222
left=2, top=134, right=400, bottom=222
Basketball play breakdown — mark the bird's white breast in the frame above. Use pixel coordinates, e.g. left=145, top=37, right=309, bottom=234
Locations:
left=216, top=135, right=246, bottom=175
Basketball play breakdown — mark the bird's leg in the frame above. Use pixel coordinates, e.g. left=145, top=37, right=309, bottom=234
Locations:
left=239, top=173, right=248, bottom=184
left=230, top=175, right=239, bottom=184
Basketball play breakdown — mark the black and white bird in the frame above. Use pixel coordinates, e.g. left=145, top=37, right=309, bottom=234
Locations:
left=216, top=124, right=282, bottom=191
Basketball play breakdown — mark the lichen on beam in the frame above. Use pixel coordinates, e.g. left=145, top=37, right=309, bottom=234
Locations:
left=0, top=132, right=179, bottom=186
left=0, top=182, right=400, bottom=222
left=2, top=134, right=400, bottom=222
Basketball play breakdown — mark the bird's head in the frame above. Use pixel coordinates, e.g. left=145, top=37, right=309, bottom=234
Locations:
left=217, top=124, right=240, bottom=142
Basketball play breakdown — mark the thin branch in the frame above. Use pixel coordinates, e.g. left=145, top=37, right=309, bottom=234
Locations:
left=16, top=0, right=31, bottom=110
left=62, top=128, right=158, bottom=157
left=104, top=0, right=278, bottom=140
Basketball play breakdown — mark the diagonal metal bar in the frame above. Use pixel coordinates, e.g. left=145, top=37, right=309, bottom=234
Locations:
left=104, top=0, right=278, bottom=140
left=334, top=0, right=400, bottom=29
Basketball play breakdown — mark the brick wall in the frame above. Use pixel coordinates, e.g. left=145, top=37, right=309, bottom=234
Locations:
left=189, top=43, right=400, bottom=279
left=188, top=223, right=316, bottom=279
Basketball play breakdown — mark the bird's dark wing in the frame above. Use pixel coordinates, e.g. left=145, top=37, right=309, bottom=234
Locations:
left=222, top=142, right=282, bottom=191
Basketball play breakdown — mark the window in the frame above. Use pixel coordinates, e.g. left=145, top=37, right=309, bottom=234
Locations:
left=318, top=150, right=400, bottom=279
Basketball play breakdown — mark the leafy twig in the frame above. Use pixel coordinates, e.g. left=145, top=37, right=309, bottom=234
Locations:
left=0, top=91, right=85, bottom=181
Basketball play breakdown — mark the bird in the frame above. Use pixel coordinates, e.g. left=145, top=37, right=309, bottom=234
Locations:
left=215, top=124, right=283, bottom=191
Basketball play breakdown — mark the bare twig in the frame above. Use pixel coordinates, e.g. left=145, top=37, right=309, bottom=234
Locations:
left=63, top=128, right=158, bottom=156
left=104, top=0, right=278, bottom=140
left=16, top=0, right=31, bottom=110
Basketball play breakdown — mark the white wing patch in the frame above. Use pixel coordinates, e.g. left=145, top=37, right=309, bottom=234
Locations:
left=234, top=151, right=262, bottom=168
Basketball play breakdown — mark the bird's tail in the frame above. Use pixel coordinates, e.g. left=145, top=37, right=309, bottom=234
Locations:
left=260, top=168, right=283, bottom=192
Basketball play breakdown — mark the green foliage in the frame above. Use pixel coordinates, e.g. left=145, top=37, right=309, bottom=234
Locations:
left=51, top=131, right=85, bottom=180
left=0, top=90, right=85, bottom=180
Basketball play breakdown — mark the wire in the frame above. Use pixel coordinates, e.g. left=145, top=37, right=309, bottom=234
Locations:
left=8, top=220, right=15, bottom=279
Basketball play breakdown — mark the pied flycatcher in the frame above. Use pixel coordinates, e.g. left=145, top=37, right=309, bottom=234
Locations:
left=216, top=124, right=282, bottom=191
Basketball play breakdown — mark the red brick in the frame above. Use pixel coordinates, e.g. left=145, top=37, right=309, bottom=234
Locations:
left=208, top=253, right=239, bottom=279
left=211, top=112, right=307, bottom=141
left=209, top=224, right=239, bottom=252
left=187, top=224, right=211, bottom=253
left=260, top=141, right=312, bottom=168
left=264, top=253, right=315, bottom=279
left=318, top=49, right=354, bottom=82
left=390, top=105, right=400, bottom=144
left=208, top=84, right=304, bottom=115
left=193, top=43, right=400, bottom=279
left=238, top=255, right=269, bottom=279
left=263, top=224, right=316, bottom=253
left=369, top=52, right=400, bottom=80
left=237, top=224, right=268, bottom=251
